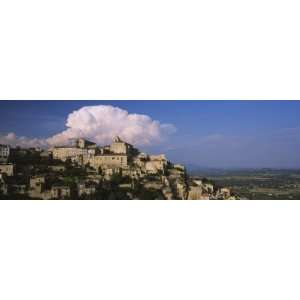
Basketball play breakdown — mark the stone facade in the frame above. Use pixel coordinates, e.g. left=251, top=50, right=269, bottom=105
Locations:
left=109, top=136, right=133, bottom=154
left=51, top=186, right=71, bottom=199
left=73, top=138, right=96, bottom=149
left=0, top=144, right=10, bottom=162
left=0, top=164, right=14, bottom=176
left=133, top=153, right=168, bottom=174
left=88, top=154, right=128, bottom=170
left=52, top=137, right=131, bottom=170
left=29, top=176, right=45, bottom=198
left=187, top=185, right=203, bottom=200
left=145, top=160, right=165, bottom=173
left=176, top=182, right=187, bottom=199
left=51, top=139, right=97, bottom=162
left=215, top=187, right=231, bottom=199
left=77, top=182, right=96, bottom=197
left=30, top=176, right=45, bottom=190
left=52, top=147, right=87, bottom=162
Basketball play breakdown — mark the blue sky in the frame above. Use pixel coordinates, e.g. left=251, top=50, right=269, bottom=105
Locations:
left=1, top=100, right=300, bottom=169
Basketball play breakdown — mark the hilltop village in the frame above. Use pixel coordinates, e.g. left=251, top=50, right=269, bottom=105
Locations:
left=0, top=137, right=236, bottom=200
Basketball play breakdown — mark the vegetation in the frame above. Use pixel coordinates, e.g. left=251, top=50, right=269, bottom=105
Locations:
left=190, top=169, right=300, bottom=200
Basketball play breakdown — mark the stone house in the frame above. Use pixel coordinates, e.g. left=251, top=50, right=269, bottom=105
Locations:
left=0, top=144, right=10, bottom=162
left=29, top=176, right=46, bottom=198
left=52, top=146, right=86, bottom=162
left=71, top=138, right=96, bottom=149
left=30, top=176, right=45, bottom=189
left=77, top=182, right=96, bottom=197
left=0, top=163, right=15, bottom=176
left=51, top=186, right=71, bottom=199
left=88, top=155, right=128, bottom=170
left=187, top=185, right=203, bottom=200
left=109, top=136, right=134, bottom=155
left=176, top=181, right=187, bottom=199
left=216, top=187, right=231, bottom=199
left=52, top=137, right=132, bottom=171
left=143, top=155, right=167, bottom=174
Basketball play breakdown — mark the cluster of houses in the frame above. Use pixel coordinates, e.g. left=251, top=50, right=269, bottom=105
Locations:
left=50, top=136, right=167, bottom=174
left=0, top=138, right=235, bottom=200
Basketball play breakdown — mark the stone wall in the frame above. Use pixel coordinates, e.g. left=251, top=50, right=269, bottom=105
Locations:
left=51, top=186, right=70, bottom=199
left=0, top=164, right=14, bottom=176
left=52, top=147, right=85, bottom=161
left=88, top=155, right=128, bottom=169
left=110, top=141, right=131, bottom=154
left=0, top=145, right=10, bottom=162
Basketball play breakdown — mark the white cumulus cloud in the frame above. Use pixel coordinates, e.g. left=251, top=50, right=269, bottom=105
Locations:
left=0, top=132, right=48, bottom=148
left=0, top=105, right=176, bottom=148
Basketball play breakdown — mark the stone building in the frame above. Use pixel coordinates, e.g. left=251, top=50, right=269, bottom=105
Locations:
left=109, top=136, right=133, bottom=154
left=52, top=138, right=96, bottom=162
left=176, top=181, right=187, bottom=199
left=29, top=175, right=46, bottom=198
left=0, top=144, right=10, bottom=162
left=187, top=185, right=203, bottom=200
left=133, top=153, right=168, bottom=174
left=121, top=166, right=142, bottom=179
left=52, top=137, right=132, bottom=169
left=30, top=176, right=45, bottom=190
left=87, top=154, right=128, bottom=170
left=71, top=138, right=97, bottom=149
left=77, top=182, right=96, bottom=197
left=52, top=146, right=87, bottom=162
left=0, top=163, right=15, bottom=176
left=145, top=160, right=166, bottom=174
left=51, top=186, right=71, bottom=199
left=215, top=187, right=231, bottom=199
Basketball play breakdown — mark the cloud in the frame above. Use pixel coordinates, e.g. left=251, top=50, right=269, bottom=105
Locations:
left=0, top=132, right=48, bottom=148
left=0, top=105, right=176, bottom=148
